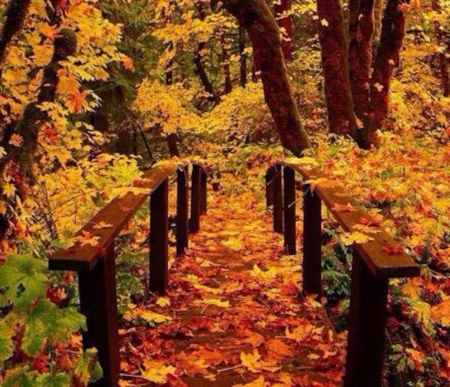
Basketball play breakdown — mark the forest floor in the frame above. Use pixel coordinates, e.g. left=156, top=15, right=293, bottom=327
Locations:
left=119, top=170, right=346, bottom=387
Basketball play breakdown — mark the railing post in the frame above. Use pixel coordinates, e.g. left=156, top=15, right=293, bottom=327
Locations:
left=302, top=183, right=322, bottom=296
left=344, top=251, right=389, bottom=387
left=176, top=167, right=189, bottom=256
left=265, top=167, right=275, bottom=209
left=283, top=166, right=296, bottom=255
left=200, top=169, right=207, bottom=214
left=273, top=165, right=283, bottom=233
left=78, top=244, right=120, bottom=387
left=149, top=178, right=169, bottom=295
left=190, top=164, right=201, bottom=233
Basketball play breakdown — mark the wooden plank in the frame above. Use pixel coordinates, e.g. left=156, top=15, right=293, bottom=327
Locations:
left=273, top=165, right=283, bottom=233
left=302, top=183, right=322, bottom=296
left=344, top=251, right=389, bottom=386
left=149, top=178, right=169, bottom=295
left=200, top=169, right=207, bottom=214
left=286, top=163, right=420, bottom=279
left=78, top=243, right=120, bottom=387
left=190, top=164, right=201, bottom=233
left=177, top=167, right=189, bottom=255
left=265, top=166, right=275, bottom=209
left=283, top=166, right=296, bottom=255
left=48, top=162, right=177, bottom=272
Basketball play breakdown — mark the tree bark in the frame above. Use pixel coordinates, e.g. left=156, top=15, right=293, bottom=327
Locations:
left=432, top=0, right=450, bottom=97
left=0, top=0, right=31, bottom=66
left=0, top=28, right=77, bottom=241
left=215, top=0, right=311, bottom=155
left=195, top=1, right=219, bottom=104
left=274, top=0, right=293, bottom=61
left=238, top=21, right=247, bottom=87
left=348, top=0, right=375, bottom=121
left=316, top=0, right=357, bottom=136
left=361, top=0, right=409, bottom=148
left=220, top=30, right=232, bottom=94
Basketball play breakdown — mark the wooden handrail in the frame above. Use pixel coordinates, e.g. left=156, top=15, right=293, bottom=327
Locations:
left=48, top=160, right=208, bottom=387
left=266, top=161, right=420, bottom=387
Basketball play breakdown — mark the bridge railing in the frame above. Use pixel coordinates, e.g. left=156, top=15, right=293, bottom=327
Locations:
left=48, top=160, right=208, bottom=387
left=266, top=162, right=420, bottom=387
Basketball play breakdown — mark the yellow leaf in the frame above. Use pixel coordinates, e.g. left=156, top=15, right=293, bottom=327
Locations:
left=72, top=230, right=100, bottom=247
left=431, top=300, right=450, bottom=327
left=340, top=231, right=374, bottom=245
left=156, top=297, right=171, bottom=307
left=142, top=360, right=176, bottom=384
left=194, top=298, right=230, bottom=308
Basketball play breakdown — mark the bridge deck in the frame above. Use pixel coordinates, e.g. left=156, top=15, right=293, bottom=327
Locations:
left=119, top=176, right=344, bottom=386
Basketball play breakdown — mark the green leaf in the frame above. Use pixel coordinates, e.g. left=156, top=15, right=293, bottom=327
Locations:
left=3, top=366, right=38, bottom=387
left=74, top=348, right=102, bottom=385
left=22, top=300, right=85, bottom=356
left=36, top=373, right=71, bottom=387
left=0, top=322, right=14, bottom=362
left=0, top=254, right=47, bottom=309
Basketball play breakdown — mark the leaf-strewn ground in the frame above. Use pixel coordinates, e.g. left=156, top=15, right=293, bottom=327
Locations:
left=119, top=171, right=345, bottom=386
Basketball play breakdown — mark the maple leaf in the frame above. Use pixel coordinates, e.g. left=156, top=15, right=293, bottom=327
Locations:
left=39, top=24, right=60, bottom=40
left=266, top=339, right=295, bottom=358
left=331, top=202, right=357, bottom=212
left=285, top=325, right=314, bottom=342
left=142, top=359, right=176, bottom=384
left=194, top=298, right=230, bottom=308
left=9, top=134, right=23, bottom=147
left=156, top=297, right=171, bottom=307
left=240, top=349, right=280, bottom=373
left=93, top=221, right=113, bottom=229
left=340, top=231, right=374, bottom=245
left=72, top=231, right=100, bottom=247
left=383, top=243, right=404, bottom=255
left=431, top=300, right=450, bottom=327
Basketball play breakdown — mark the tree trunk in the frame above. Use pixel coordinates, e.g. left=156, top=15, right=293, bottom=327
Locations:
left=195, top=1, right=219, bottom=104
left=432, top=0, right=450, bottom=97
left=239, top=21, right=247, bottom=87
left=274, top=0, right=293, bottom=61
left=316, top=0, right=357, bottom=136
left=373, top=0, right=384, bottom=50
left=0, top=28, right=77, bottom=241
left=0, top=0, right=31, bottom=66
left=361, top=0, right=409, bottom=148
left=217, top=0, right=310, bottom=155
left=221, top=30, right=232, bottom=94
left=348, top=0, right=375, bottom=121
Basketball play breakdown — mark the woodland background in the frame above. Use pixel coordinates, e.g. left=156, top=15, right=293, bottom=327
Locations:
left=0, top=0, right=449, bottom=385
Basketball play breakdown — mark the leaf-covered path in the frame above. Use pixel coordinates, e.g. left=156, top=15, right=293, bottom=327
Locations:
left=119, top=172, right=345, bottom=386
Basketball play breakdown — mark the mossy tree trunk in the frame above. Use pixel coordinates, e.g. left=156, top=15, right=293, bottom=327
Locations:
left=215, top=0, right=311, bottom=155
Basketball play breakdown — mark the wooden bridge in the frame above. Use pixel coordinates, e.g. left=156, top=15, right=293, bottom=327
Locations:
left=48, top=160, right=419, bottom=387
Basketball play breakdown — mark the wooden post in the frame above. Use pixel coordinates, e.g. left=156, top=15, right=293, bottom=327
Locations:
left=177, top=167, right=189, bottom=256
left=149, top=178, right=169, bottom=295
left=190, top=164, right=201, bottom=233
left=302, top=184, right=322, bottom=296
left=344, top=251, right=389, bottom=387
left=273, top=165, right=283, bottom=234
left=265, top=166, right=275, bottom=209
left=200, top=169, right=207, bottom=214
left=283, top=166, right=296, bottom=255
left=78, top=244, right=120, bottom=387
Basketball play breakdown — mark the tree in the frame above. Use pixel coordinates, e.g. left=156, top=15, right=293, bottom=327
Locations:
left=314, top=0, right=411, bottom=148
left=213, top=0, right=311, bottom=155
left=317, top=0, right=357, bottom=136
